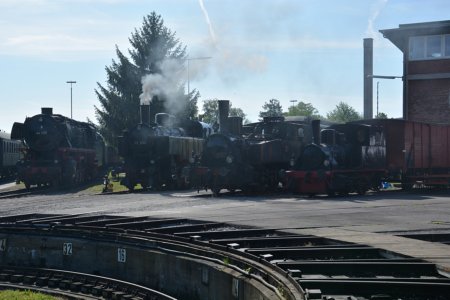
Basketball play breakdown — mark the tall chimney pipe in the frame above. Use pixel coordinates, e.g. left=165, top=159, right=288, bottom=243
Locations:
left=364, top=38, right=373, bottom=119
left=140, top=104, right=150, bottom=125
left=311, top=119, right=321, bottom=144
left=218, top=100, right=230, bottom=133
left=41, top=107, right=53, bottom=115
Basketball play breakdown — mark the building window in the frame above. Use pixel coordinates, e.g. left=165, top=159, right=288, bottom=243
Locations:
left=448, top=89, right=450, bottom=107
left=445, top=35, right=450, bottom=57
left=426, top=35, right=442, bottom=58
left=409, top=34, right=450, bottom=60
left=409, top=36, right=425, bottom=60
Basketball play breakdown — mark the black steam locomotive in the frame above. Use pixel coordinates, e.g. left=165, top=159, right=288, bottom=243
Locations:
left=11, top=108, right=105, bottom=189
left=189, top=100, right=314, bottom=195
left=285, top=120, right=386, bottom=196
left=118, top=105, right=212, bottom=191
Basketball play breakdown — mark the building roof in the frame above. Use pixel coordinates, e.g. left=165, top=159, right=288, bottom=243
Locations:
left=0, top=131, right=11, bottom=140
left=380, top=20, right=450, bottom=52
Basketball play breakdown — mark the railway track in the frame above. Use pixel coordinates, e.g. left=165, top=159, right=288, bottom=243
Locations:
left=0, top=187, right=40, bottom=199
left=0, top=214, right=449, bottom=299
left=0, top=265, right=175, bottom=299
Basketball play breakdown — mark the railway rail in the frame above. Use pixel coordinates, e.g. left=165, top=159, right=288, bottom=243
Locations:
left=0, top=214, right=449, bottom=299
left=0, top=186, right=47, bottom=199
left=0, top=265, right=175, bottom=300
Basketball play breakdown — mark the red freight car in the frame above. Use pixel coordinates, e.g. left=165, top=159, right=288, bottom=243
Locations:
left=360, top=119, right=450, bottom=188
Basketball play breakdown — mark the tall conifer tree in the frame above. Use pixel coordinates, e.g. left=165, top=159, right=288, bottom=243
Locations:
left=95, top=12, right=198, bottom=144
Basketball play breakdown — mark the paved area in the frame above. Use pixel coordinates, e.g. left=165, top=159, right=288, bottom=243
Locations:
left=1, top=185, right=450, bottom=273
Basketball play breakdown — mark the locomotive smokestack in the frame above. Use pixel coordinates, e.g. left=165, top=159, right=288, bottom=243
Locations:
left=140, top=104, right=151, bottom=125
left=312, top=119, right=321, bottom=144
left=218, top=100, right=230, bottom=133
left=41, top=107, right=53, bottom=115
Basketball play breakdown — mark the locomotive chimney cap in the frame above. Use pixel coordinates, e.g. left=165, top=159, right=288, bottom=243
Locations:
left=41, top=107, right=53, bottom=115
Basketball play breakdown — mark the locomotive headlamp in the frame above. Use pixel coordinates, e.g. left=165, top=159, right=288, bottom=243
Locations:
left=226, top=155, right=233, bottom=164
left=324, top=160, right=330, bottom=167
left=150, top=160, right=155, bottom=164
left=189, top=156, right=195, bottom=164
left=54, top=160, right=58, bottom=164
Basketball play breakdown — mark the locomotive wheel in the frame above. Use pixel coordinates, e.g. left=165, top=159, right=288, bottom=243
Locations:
left=51, top=179, right=60, bottom=189
left=402, top=182, right=413, bottom=191
left=212, top=187, right=221, bottom=197
left=338, top=190, right=349, bottom=196
left=356, top=178, right=368, bottom=195
left=357, top=187, right=367, bottom=195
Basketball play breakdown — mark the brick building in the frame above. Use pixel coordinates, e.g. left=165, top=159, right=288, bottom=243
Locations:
left=380, top=20, right=450, bottom=123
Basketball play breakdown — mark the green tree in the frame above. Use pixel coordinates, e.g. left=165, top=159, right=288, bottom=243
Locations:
left=326, top=102, right=362, bottom=123
left=375, top=112, right=388, bottom=119
left=95, top=12, right=198, bottom=145
left=258, top=99, right=283, bottom=120
left=200, top=99, right=249, bottom=124
left=284, top=101, right=321, bottom=118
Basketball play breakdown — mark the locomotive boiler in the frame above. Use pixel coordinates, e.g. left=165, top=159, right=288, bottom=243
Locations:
left=11, top=108, right=104, bottom=189
left=189, top=100, right=313, bottom=196
left=118, top=105, right=211, bottom=191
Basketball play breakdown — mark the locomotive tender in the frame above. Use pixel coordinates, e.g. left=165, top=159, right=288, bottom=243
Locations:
left=0, top=132, right=22, bottom=179
left=11, top=108, right=105, bottom=189
left=118, top=105, right=212, bottom=191
left=286, top=118, right=450, bottom=196
left=189, top=100, right=314, bottom=195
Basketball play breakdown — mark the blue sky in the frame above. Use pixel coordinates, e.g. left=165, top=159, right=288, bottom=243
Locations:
left=0, top=0, right=449, bottom=132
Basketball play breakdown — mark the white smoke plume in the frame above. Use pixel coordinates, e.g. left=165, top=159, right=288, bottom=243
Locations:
left=139, top=59, right=185, bottom=115
left=198, top=0, right=217, bottom=47
left=195, top=0, right=268, bottom=85
left=366, top=0, right=388, bottom=39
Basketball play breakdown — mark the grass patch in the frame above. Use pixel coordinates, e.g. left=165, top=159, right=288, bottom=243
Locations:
left=0, top=290, right=61, bottom=300
left=83, top=173, right=130, bottom=194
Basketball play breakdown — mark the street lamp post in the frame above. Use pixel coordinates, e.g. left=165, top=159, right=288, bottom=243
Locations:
left=367, top=75, right=402, bottom=118
left=186, top=56, right=212, bottom=95
left=290, top=99, right=298, bottom=111
left=66, top=81, right=76, bottom=119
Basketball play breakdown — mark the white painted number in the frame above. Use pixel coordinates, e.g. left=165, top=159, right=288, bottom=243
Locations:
left=232, top=278, right=239, bottom=298
left=117, top=248, right=126, bottom=263
left=0, top=239, right=6, bottom=251
left=63, top=243, right=73, bottom=256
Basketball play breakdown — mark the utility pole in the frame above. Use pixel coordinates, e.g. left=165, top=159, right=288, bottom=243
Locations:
left=186, top=56, right=212, bottom=95
left=376, top=81, right=379, bottom=117
left=66, top=81, right=76, bottom=119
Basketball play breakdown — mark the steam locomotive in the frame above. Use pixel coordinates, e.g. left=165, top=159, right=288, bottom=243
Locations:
left=188, top=100, right=315, bottom=195
left=11, top=108, right=105, bottom=189
left=285, top=118, right=450, bottom=196
left=0, top=132, right=22, bottom=179
left=118, top=105, right=212, bottom=191
left=285, top=120, right=386, bottom=196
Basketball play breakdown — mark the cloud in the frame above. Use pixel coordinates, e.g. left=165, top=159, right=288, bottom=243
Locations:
left=4, top=34, right=109, bottom=53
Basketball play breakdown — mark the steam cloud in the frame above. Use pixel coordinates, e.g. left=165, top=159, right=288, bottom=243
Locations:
left=139, top=59, right=185, bottom=115
left=366, top=0, right=388, bottom=38
left=195, top=0, right=268, bottom=84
